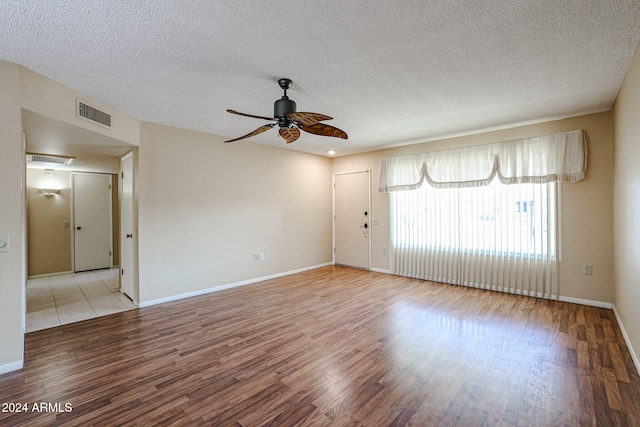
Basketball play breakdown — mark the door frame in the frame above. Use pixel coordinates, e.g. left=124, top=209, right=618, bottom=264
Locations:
left=71, top=172, right=113, bottom=272
left=332, top=169, right=371, bottom=270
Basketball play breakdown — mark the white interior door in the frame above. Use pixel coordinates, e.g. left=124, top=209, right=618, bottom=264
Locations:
left=334, top=171, right=370, bottom=269
left=120, top=152, right=136, bottom=301
left=73, top=173, right=112, bottom=272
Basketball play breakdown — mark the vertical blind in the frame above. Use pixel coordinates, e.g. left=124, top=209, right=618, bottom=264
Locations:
left=391, top=180, right=558, bottom=298
left=381, top=130, right=587, bottom=298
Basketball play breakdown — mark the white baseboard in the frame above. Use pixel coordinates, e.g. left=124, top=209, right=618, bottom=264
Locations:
left=330, top=263, right=391, bottom=275
left=0, top=359, right=23, bottom=375
left=27, top=270, right=73, bottom=279
left=558, top=295, right=613, bottom=309
left=361, top=270, right=616, bottom=309
left=139, top=262, right=333, bottom=308
left=28, top=267, right=119, bottom=280
left=613, top=305, right=640, bottom=375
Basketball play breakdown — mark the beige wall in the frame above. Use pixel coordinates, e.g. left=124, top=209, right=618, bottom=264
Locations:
left=137, top=123, right=333, bottom=304
left=333, top=111, right=615, bottom=304
left=613, top=41, right=640, bottom=366
left=26, top=170, right=120, bottom=276
left=1, top=55, right=634, bottom=374
left=0, top=60, right=25, bottom=372
left=19, top=67, right=140, bottom=146
left=27, top=169, right=72, bottom=276
left=1, top=59, right=136, bottom=372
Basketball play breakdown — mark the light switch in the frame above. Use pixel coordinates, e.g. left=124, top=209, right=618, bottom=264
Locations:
left=0, top=235, right=9, bottom=253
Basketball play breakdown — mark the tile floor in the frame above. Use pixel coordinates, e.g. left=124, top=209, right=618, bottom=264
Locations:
left=26, top=268, right=137, bottom=333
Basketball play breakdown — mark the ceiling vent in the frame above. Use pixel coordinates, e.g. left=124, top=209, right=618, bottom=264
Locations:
left=26, top=153, right=75, bottom=165
left=77, top=99, right=111, bottom=128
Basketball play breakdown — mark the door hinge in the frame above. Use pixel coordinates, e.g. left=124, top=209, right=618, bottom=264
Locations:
left=121, top=172, right=124, bottom=179
left=121, top=269, right=124, bottom=276
left=109, top=251, right=112, bottom=256
left=109, top=184, right=112, bottom=190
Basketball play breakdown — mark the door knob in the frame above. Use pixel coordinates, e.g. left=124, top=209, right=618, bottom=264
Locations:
left=126, top=234, right=133, bottom=238
left=76, top=226, right=82, bottom=230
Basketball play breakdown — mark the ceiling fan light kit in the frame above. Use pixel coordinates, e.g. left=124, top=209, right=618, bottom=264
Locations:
left=225, top=78, right=348, bottom=145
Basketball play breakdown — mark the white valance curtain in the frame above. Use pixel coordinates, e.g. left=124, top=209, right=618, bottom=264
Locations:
left=379, top=130, right=587, bottom=192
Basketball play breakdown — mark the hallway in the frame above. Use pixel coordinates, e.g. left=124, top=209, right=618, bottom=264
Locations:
left=26, top=268, right=136, bottom=332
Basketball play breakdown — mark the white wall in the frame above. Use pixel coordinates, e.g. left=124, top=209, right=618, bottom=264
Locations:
left=613, top=41, right=640, bottom=368
left=0, top=60, right=25, bottom=373
left=333, top=111, right=615, bottom=305
left=137, top=123, right=333, bottom=304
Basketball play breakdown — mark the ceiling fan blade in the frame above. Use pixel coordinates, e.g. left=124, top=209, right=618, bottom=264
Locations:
left=288, top=112, right=333, bottom=126
left=226, top=109, right=276, bottom=121
left=300, top=123, right=348, bottom=140
left=279, top=127, right=301, bottom=144
left=224, top=123, right=276, bottom=143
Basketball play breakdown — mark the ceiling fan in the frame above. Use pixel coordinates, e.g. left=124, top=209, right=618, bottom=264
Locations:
left=225, top=78, right=348, bottom=144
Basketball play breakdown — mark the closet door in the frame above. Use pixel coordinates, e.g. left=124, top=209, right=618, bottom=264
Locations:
left=73, top=173, right=112, bottom=272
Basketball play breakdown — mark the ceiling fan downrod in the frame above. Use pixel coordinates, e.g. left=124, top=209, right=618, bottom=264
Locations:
left=274, top=78, right=296, bottom=126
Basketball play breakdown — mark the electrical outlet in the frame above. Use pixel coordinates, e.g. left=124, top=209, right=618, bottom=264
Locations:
left=383, top=247, right=387, bottom=254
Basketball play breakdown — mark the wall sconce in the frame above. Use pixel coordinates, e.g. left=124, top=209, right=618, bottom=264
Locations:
left=39, top=189, right=60, bottom=197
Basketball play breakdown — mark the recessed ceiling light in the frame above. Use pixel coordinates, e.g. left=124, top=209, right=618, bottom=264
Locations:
left=327, top=150, right=336, bottom=155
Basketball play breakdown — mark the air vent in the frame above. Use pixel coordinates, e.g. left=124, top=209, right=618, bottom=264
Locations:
left=26, top=153, right=75, bottom=165
left=77, top=99, right=111, bottom=128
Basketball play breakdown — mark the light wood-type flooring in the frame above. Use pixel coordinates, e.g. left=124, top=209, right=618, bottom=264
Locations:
left=1, top=266, right=639, bottom=426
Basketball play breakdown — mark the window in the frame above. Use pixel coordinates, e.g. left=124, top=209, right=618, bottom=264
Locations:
left=380, top=130, right=584, bottom=298
left=390, top=180, right=559, bottom=298
left=392, top=180, right=557, bottom=259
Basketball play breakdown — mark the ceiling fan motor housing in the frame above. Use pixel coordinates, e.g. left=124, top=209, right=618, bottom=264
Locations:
left=274, top=97, right=296, bottom=119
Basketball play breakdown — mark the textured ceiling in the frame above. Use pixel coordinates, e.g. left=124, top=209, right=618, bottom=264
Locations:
left=2, top=1, right=640, bottom=157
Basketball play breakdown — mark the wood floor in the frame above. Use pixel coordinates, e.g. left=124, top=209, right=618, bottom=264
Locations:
left=1, top=266, right=639, bottom=426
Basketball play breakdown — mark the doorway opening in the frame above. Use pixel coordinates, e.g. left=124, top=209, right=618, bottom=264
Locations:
left=23, top=109, right=139, bottom=332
